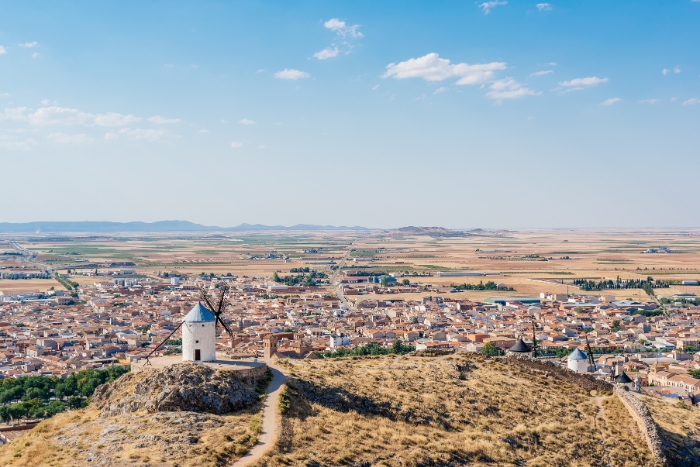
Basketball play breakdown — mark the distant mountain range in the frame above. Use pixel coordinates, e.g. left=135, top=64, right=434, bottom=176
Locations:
left=0, top=221, right=371, bottom=233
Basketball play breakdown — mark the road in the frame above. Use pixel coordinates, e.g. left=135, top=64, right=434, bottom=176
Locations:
left=8, top=241, right=53, bottom=274
left=230, top=365, right=287, bottom=467
left=329, top=242, right=355, bottom=312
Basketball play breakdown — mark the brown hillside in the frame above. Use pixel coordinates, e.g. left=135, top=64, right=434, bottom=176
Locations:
left=263, top=354, right=662, bottom=467
left=0, top=364, right=268, bottom=467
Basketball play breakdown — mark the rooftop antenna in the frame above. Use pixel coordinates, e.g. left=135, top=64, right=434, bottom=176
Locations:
left=143, top=283, right=234, bottom=365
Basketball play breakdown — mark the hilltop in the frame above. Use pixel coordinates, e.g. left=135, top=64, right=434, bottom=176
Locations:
left=2, top=356, right=698, bottom=467
left=0, top=364, right=270, bottom=467
left=263, top=354, right=665, bottom=467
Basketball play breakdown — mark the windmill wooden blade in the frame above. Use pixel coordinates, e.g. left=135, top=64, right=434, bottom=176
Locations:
left=216, top=284, right=229, bottom=313
left=199, top=287, right=217, bottom=311
left=144, top=321, right=184, bottom=364
left=216, top=315, right=234, bottom=339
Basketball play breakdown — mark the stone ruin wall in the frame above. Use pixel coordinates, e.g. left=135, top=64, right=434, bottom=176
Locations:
left=614, top=387, right=667, bottom=465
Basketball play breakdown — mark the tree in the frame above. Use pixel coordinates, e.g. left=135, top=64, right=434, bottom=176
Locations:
left=689, top=369, right=700, bottom=379
left=272, top=272, right=281, bottom=282
left=402, top=279, right=410, bottom=286
left=380, top=276, right=388, bottom=287
left=611, top=320, right=621, bottom=332
left=481, top=342, right=500, bottom=357
left=391, top=340, right=415, bottom=355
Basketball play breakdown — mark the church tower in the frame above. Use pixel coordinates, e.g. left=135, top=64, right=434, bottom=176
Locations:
left=263, top=334, right=278, bottom=360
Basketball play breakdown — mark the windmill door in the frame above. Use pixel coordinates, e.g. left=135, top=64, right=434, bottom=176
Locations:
left=195, top=349, right=201, bottom=361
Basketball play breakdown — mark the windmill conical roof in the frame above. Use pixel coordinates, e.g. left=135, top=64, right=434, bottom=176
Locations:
left=568, top=348, right=589, bottom=361
left=509, top=338, right=531, bottom=353
left=183, top=302, right=216, bottom=323
left=615, top=371, right=633, bottom=384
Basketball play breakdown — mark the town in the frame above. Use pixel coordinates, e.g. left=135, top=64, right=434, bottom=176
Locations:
left=1, top=228, right=699, bottom=409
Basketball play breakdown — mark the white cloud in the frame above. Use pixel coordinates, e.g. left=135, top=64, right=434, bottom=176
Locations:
left=324, top=18, right=363, bottom=38
left=19, top=42, right=38, bottom=48
left=0, top=106, right=185, bottom=128
left=274, top=69, right=310, bottom=80
left=530, top=70, right=553, bottom=77
left=382, top=53, right=506, bottom=85
left=147, top=115, right=181, bottom=124
left=256, top=69, right=265, bottom=73
left=479, top=1, right=507, bottom=14
left=230, top=141, right=243, bottom=148
left=558, top=76, right=608, bottom=89
left=683, top=98, right=700, bottom=106
left=94, top=112, right=142, bottom=127
left=198, top=129, right=209, bottom=133
left=104, top=132, right=119, bottom=140
left=32, top=52, right=39, bottom=59
left=639, top=99, right=659, bottom=104
left=0, top=139, right=37, bottom=150
left=601, top=97, right=621, bottom=106
left=313, top=46, right=339, bottom=60
left=116, top=128, right=170, bottom=142
left=238, top=119, right=256, bottom=125
left=17, top=106, right=92, bottom=125
left=662, top=68, right=670, bottom=75
left=372, top=84, right=380, bottom=91
left=0, top=46, right=6, bottom=55
left=486, top=78, right=540, bottom=100
left=48, top=132, right=94, bottom=144
left=536, top=3, right=552, bottom=10
left=674, top=65, right=681, bottom=74
left=433, top=87, right=448, bottom=94
left=258, top=144, right=266, bottom=149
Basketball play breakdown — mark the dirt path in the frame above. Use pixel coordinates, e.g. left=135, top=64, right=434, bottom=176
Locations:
left=592, top=396, right=613, bottom=467
left=230, top=365, right=287, bottom=467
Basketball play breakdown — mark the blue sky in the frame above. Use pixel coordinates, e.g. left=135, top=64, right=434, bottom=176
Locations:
left=1, top=0, right=699, bottom=228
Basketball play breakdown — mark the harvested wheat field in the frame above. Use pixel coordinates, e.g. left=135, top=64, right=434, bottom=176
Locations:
left=263, top=354, right=661, bottom=467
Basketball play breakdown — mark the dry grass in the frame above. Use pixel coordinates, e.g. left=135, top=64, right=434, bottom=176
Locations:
left=0, top=404, right=262, bottom=467
left=260, top=354, right=660, bottom=467
left=643, top=396, right=700, bottom=466
left=599, top=396, right=660, bottom=466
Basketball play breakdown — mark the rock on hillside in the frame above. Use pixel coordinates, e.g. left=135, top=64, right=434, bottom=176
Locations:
left=0, top=363, right=268, bottom=467
left=92, top=363, right=260, bottom=415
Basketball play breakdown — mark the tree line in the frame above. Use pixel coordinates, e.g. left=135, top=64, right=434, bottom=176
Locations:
left=573, top=276, right=670, bottom=295
left=452, top=280, right=514, bottom=291
left=316, top=341, right=415, bottom=359
left=272, top=269, right=327, bottom=286
left=0, top=366, right=129, bottom=423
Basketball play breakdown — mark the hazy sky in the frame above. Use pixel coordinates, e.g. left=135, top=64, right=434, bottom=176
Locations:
left=1, top=1, right=699, bottom=228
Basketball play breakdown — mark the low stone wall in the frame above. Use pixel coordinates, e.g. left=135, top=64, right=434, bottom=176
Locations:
left=222, top=364, right=269, bottom=383
left=615, top=387, right=667, bottom=465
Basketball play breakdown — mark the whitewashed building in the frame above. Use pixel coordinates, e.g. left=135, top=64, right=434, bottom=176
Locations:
left=182, top=303, right=217, bottom=362
left=567, top=348, right=590, bottom=373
